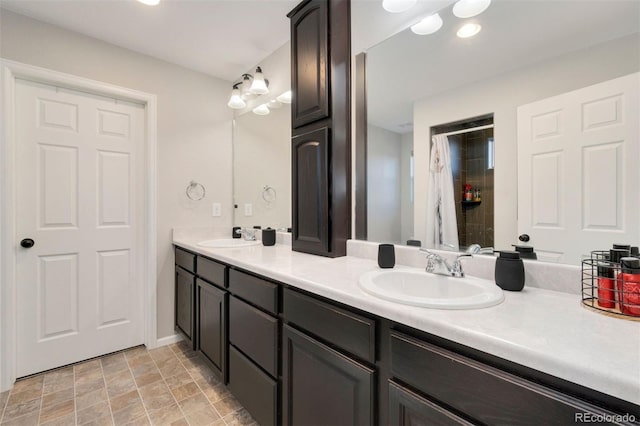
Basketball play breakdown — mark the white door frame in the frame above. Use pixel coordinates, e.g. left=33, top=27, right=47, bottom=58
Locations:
left=0, top=59, right=158, bottom=392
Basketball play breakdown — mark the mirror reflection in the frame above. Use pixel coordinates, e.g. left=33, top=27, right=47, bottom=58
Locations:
left=360, top=0, right=640, bottom=264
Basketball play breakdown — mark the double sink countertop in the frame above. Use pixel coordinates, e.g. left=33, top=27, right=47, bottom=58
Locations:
left=173, top=232, right=640, bottom=406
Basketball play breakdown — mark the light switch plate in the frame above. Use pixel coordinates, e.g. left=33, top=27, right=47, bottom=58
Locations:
left=244, top=203, right=253, bottom=216
left=212, top=202, right=222, bottom=217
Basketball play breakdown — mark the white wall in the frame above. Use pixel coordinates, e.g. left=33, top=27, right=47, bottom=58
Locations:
left=400, top=132, right=414, bottom=244
left=367, top=124, right=402, bottom=243
left=0, top=10, right=234, bottom=339
left=413, top=34, right=640, bottom=251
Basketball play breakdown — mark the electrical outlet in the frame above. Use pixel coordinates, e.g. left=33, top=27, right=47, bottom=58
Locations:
left=212, top=202, right=222, bottom=217
left=244, top=203, right=253, bottom=216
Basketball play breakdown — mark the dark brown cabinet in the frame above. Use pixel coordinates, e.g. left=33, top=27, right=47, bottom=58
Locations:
left=291, top=127, right=330, bottom=255
left=288, top=0, right=351, bottom=257
left=196, top=278, right=226, bottom=380
left=175, top=266, right=195, bottom=348
left=290, top=0, right=329, bottom=128
left=388, top=381, right=473, bottom=426
left=282, top=324, right=375, bottom=426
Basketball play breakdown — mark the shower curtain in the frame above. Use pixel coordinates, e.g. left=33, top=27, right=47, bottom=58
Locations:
left=425, top=134, right=459, bottom=250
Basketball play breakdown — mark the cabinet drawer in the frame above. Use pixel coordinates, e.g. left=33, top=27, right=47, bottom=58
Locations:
left=390, top=331, right=621, bottom=425
left=283, top=288, right=375, bottom=363
left=229, top=296, right=278, bottom=377
left=228, top=345, right=277, bottom=426
left=389, top=380, right=473, bottom=426
left=175, top=247, right=195, bottom=273
left=228, top=269, right=278, bottom=314
left=198, top=256, right=226, bottom=288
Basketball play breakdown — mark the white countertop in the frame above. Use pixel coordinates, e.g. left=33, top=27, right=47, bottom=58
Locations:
left=173, top=233, right=640, bottom=406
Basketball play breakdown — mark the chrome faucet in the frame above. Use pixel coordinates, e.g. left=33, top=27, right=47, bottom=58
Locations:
left=235, top=227, right=257, bottom=241
left=420, top=248, right=472, bottom=278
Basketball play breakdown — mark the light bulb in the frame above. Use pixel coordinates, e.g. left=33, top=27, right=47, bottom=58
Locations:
left=137, top=0, right=160, bottom=5
left=268, top=99, right=282, bottom=109
left=457, top=23, right=482, bottom=38
left=227, top=86, right=246, bottom=109
left=253, top=104, right=270, bottom=115
left=411, top=13, right=443, bottom=35
left=453, top=0, right=491, bottom=18
left=382, top=0, right=416, bottom=13
left=249, top=67, right=269, bottom=95
left=241, top=74, right=254, bottom=100
left=276, top=90, right=292, bottom=104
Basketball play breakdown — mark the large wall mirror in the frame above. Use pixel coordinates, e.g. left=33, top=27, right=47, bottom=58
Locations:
left=233, top=43, right=292, bottom=231
left=355, top=0, right=639, bottom=264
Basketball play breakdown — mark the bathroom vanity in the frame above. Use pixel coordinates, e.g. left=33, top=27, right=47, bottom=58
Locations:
left=173, top=237, right=640, bottom=426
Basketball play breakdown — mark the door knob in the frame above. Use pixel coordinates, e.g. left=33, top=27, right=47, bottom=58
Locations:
left=20, top=238, right=35, bottom=248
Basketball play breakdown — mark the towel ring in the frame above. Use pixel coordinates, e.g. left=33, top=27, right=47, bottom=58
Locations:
left=262, top=185, right=276, bottom=203
left=186, top=180, right=206, bottom=201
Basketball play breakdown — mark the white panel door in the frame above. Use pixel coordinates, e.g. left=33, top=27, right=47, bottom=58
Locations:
left=517, top=73, right=639, bottom=263
left=15, top=79, right=145, bottom=377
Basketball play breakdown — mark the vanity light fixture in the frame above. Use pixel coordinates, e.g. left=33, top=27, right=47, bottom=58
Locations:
left=227, top=83, right=246, bottom=109
left=137, top=0, right=160, bottom=5
left=453, top=0, right=491, bottom=18
left=457, top=22, right=482, bottom=38
left=382, top=0, right=416, bottom=13
left=267, top=99, right=282, bottom=109
left=252, top=104, right=270, bottom=115
left=227, top=66, right=271, bottom=110
left=411, top=13, right=443, bottom=35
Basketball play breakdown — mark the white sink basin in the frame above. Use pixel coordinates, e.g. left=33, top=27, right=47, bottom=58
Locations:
left=359, top=269, right=504, bottom=309
left=197, top=239, right=261, bottom=248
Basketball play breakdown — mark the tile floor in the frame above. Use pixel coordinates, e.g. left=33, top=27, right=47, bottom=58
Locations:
left=0, top=342, right=257, bottom=426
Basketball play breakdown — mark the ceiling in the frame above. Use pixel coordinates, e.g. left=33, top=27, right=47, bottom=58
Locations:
left=366, top=0, right=640, bottom=133
left=0, top=0, right=453, bottom=83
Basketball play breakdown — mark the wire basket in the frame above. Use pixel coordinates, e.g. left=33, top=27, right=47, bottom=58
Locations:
left=581, top=250, right=640, bottom=321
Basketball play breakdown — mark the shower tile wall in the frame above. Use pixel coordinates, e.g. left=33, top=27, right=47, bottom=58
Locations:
left=450, top=129, right=494, bottom=248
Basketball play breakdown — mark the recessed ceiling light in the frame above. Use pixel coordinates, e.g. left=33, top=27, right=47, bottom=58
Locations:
left=453, top=0, right=491, bottom=18
left=382, top=0, right=417, bottom=13
left=411, top=13, right=443, bottom=35
left=137, top=0, right=160, bottom=5
left=457, top=23, right=482, bottom=38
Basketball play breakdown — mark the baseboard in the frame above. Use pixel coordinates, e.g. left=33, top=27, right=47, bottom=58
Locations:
left=156, top=334, right=183, bottom=347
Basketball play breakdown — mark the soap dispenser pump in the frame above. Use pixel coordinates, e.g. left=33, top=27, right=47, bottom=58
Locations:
left=495, top=251, right=525, bottom=291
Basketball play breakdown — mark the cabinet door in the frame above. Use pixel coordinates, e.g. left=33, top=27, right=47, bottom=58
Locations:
left=389, top=381, right=473, bottom=426
left=282, top=324, right=374, bottom=426
left=175, top=267, right=194, bottom=344
left=292, top=127, right=330, bottom=255
left=290, top=0, right=329, bottom=128
left=197, top=279, right=226, bottom=376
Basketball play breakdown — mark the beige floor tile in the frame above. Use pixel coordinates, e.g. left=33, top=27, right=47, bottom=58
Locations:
left=163, top=372, right=192, bottom=391
left=75, top=367, right=104, bottom=382
left=2, top=397, right=41, bottom=421
left=147, top=347, right=174, bottom=363
left=6, top=388, right=42, bottom=406
left=38, top=399, right=74, bottom=424
left=176, top=392, right=211, bottom=413
left=133, top=371, right=162, bottom=389
left=74, top=360, right=102, bottom=375
left=82, top=418, right=114, bottom=426
left=169, top=382, right=199, bottom=402
left=130, top=363, right=157, bottom=379
left=39, top=412, right=76, bottom=426
left=121, top=416, right=150, bottom=426
left=155, top=359, right=186, bottom=380
left=11, top=376, right=44, bottom=394
left=145, top=403, right=183, bottom=425
left=123, top=347, right=148, bottom=361
left=221, top=408, right=256, bottom=426
left=101, top=353, right=126, bottom=369
left=0, top=411, right=39, bottom=426
left=185, top=406, right=221, bottom=426
left=105, top=371, right=136, bottom=398
left=108, top=390, right=141, bottom=413
left=138, top=382, right=174, bottom=413
left=198, top=383, right=231, bottom=405
left=75, top=377, right=105, bottom=396
left=212, top=396, right=241, bottom=418
left=77, top=400, right=112, bottom=425
left=75, top=387, right=108, bottom=411
left=41, top=387, right=74, bottom=409
left=111, top=400, right=146, bottom=426
left=42, top=374, right=74, bottom=395
left=189, top=369, right=220, bottom=387
left=127, top=355, right=154, bottom=370
left=168, top=419, right=189, bottom=426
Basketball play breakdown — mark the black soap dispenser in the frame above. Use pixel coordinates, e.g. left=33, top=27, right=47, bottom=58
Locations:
left=495, top=251, right=525, bottom=291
